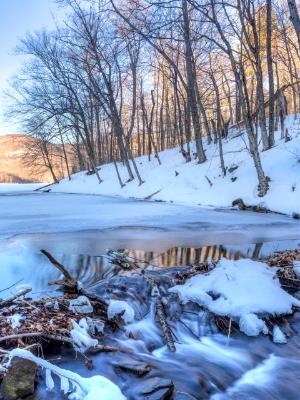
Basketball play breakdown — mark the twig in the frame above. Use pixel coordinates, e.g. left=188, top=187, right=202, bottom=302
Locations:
left=226, top=318, right=232, bottom=346
left=205, top=176, right=213, bottom=187
left=0, top=288, right=32, bottom=308
left=144, top=189, right=162, bottom=200
left=0, top=333, right=42, bottom=343
left=0, top=279, right=24, bottom=294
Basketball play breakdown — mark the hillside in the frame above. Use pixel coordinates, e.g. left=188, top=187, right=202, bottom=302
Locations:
left=0, top=134, right=72, bottom=183
left=48, top=115, right=300, bottom=216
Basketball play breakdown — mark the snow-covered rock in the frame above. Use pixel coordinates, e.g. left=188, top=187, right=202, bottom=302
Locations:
left=293, top=261, right=300, bottom=279
left=69, top=296, right=93, bottom=314
left=169, top=258, right=300, bottom=338
left=108, top=300, right=135, bottom=323
left=7, top=348, right=127, bottom=400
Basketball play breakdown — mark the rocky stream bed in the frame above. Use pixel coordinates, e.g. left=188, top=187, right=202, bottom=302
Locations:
left=0, top=248, right=300, bottom=400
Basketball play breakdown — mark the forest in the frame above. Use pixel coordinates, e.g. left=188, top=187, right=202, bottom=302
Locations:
left=6, top=0, right=300, bottom=197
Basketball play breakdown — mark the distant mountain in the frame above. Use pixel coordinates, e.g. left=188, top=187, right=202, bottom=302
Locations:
left=0, top=134, right=73, bottom=183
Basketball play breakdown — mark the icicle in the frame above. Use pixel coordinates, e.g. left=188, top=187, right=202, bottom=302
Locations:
left=45, top=369, right=55, bottom=390
left=60, top=376, right=70, bottom=394
left=7, top=349, right=127, bottom=400
left=70, top=319, right=98, bottom=351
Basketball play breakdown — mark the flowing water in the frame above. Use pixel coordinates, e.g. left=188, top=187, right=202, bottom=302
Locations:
left=0, top=191, right=300, bottom=399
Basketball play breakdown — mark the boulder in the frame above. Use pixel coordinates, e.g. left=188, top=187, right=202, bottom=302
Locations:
left=0, top=357, right=38, bottom=400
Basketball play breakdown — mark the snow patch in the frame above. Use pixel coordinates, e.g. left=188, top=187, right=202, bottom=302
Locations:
left=272, top=325, right=287, bottom=344
left=293, top=261, right=300, bottom=279
left=70, top=319, right=98, bottom=351
left=169, top=258, right=300, bottom=337
left=239, top=314, right=268, bottom=337
left=8, top=313, right=23, bottom=329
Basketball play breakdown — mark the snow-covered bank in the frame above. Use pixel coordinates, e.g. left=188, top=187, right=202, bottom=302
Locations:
left=50, top=115, right=300, bottom=215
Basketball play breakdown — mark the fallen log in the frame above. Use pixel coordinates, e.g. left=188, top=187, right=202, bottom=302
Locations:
left=0, top=332, right=119, bottom=353
left=0, top=333, right=42, bottom=344
left=150, top=282, right=176, bottom=352
left=231, top=198, right=284, bottom=214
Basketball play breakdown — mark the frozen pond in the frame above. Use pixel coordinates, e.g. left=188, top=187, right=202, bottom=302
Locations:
left=1, top=191, right=300, bottom=241
left=1, top=191, right=300, bottom=295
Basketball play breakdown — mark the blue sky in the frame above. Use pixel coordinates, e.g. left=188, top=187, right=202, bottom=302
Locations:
left=0, top=0, right=64, bottom=134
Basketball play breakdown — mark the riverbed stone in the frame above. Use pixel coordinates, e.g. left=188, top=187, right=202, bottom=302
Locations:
left=116, top=360, right=151, bottom=376
left=0, top=357, right=38, bottom=400
left=174, top=392, right=198, bottom=400
left=145, top=387, right=173, bottom=400
left=134, top=377, right=174, bottom=399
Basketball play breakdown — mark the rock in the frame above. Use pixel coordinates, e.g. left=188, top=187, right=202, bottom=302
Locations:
left=232, top=198, right=246, bottom=210
left=133, top=377, right=174, bottom=399
left=174, top=393, right=198, bottom=400
left=145, top=387, right=173, bottom=400
left=0, top=357, right=38, bottom=400
left=116, top=360, right=151, bottom=377
left=228, top=165, right=239, bottom=174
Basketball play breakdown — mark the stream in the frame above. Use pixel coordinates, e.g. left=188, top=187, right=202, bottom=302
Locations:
left=0, top=190, right=300, bottom=399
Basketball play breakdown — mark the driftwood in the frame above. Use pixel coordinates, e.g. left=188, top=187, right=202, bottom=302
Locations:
left=41, top=249, right=77, bottom=289
left=41, top=249, right=108, bottom=314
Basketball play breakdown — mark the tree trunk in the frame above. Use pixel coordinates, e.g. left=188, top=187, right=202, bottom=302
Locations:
left=287, top=0, right=300, bottom=49
left=182, top=0, right=206, bottom=163
left=266, top=0, right=275, bottom=147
